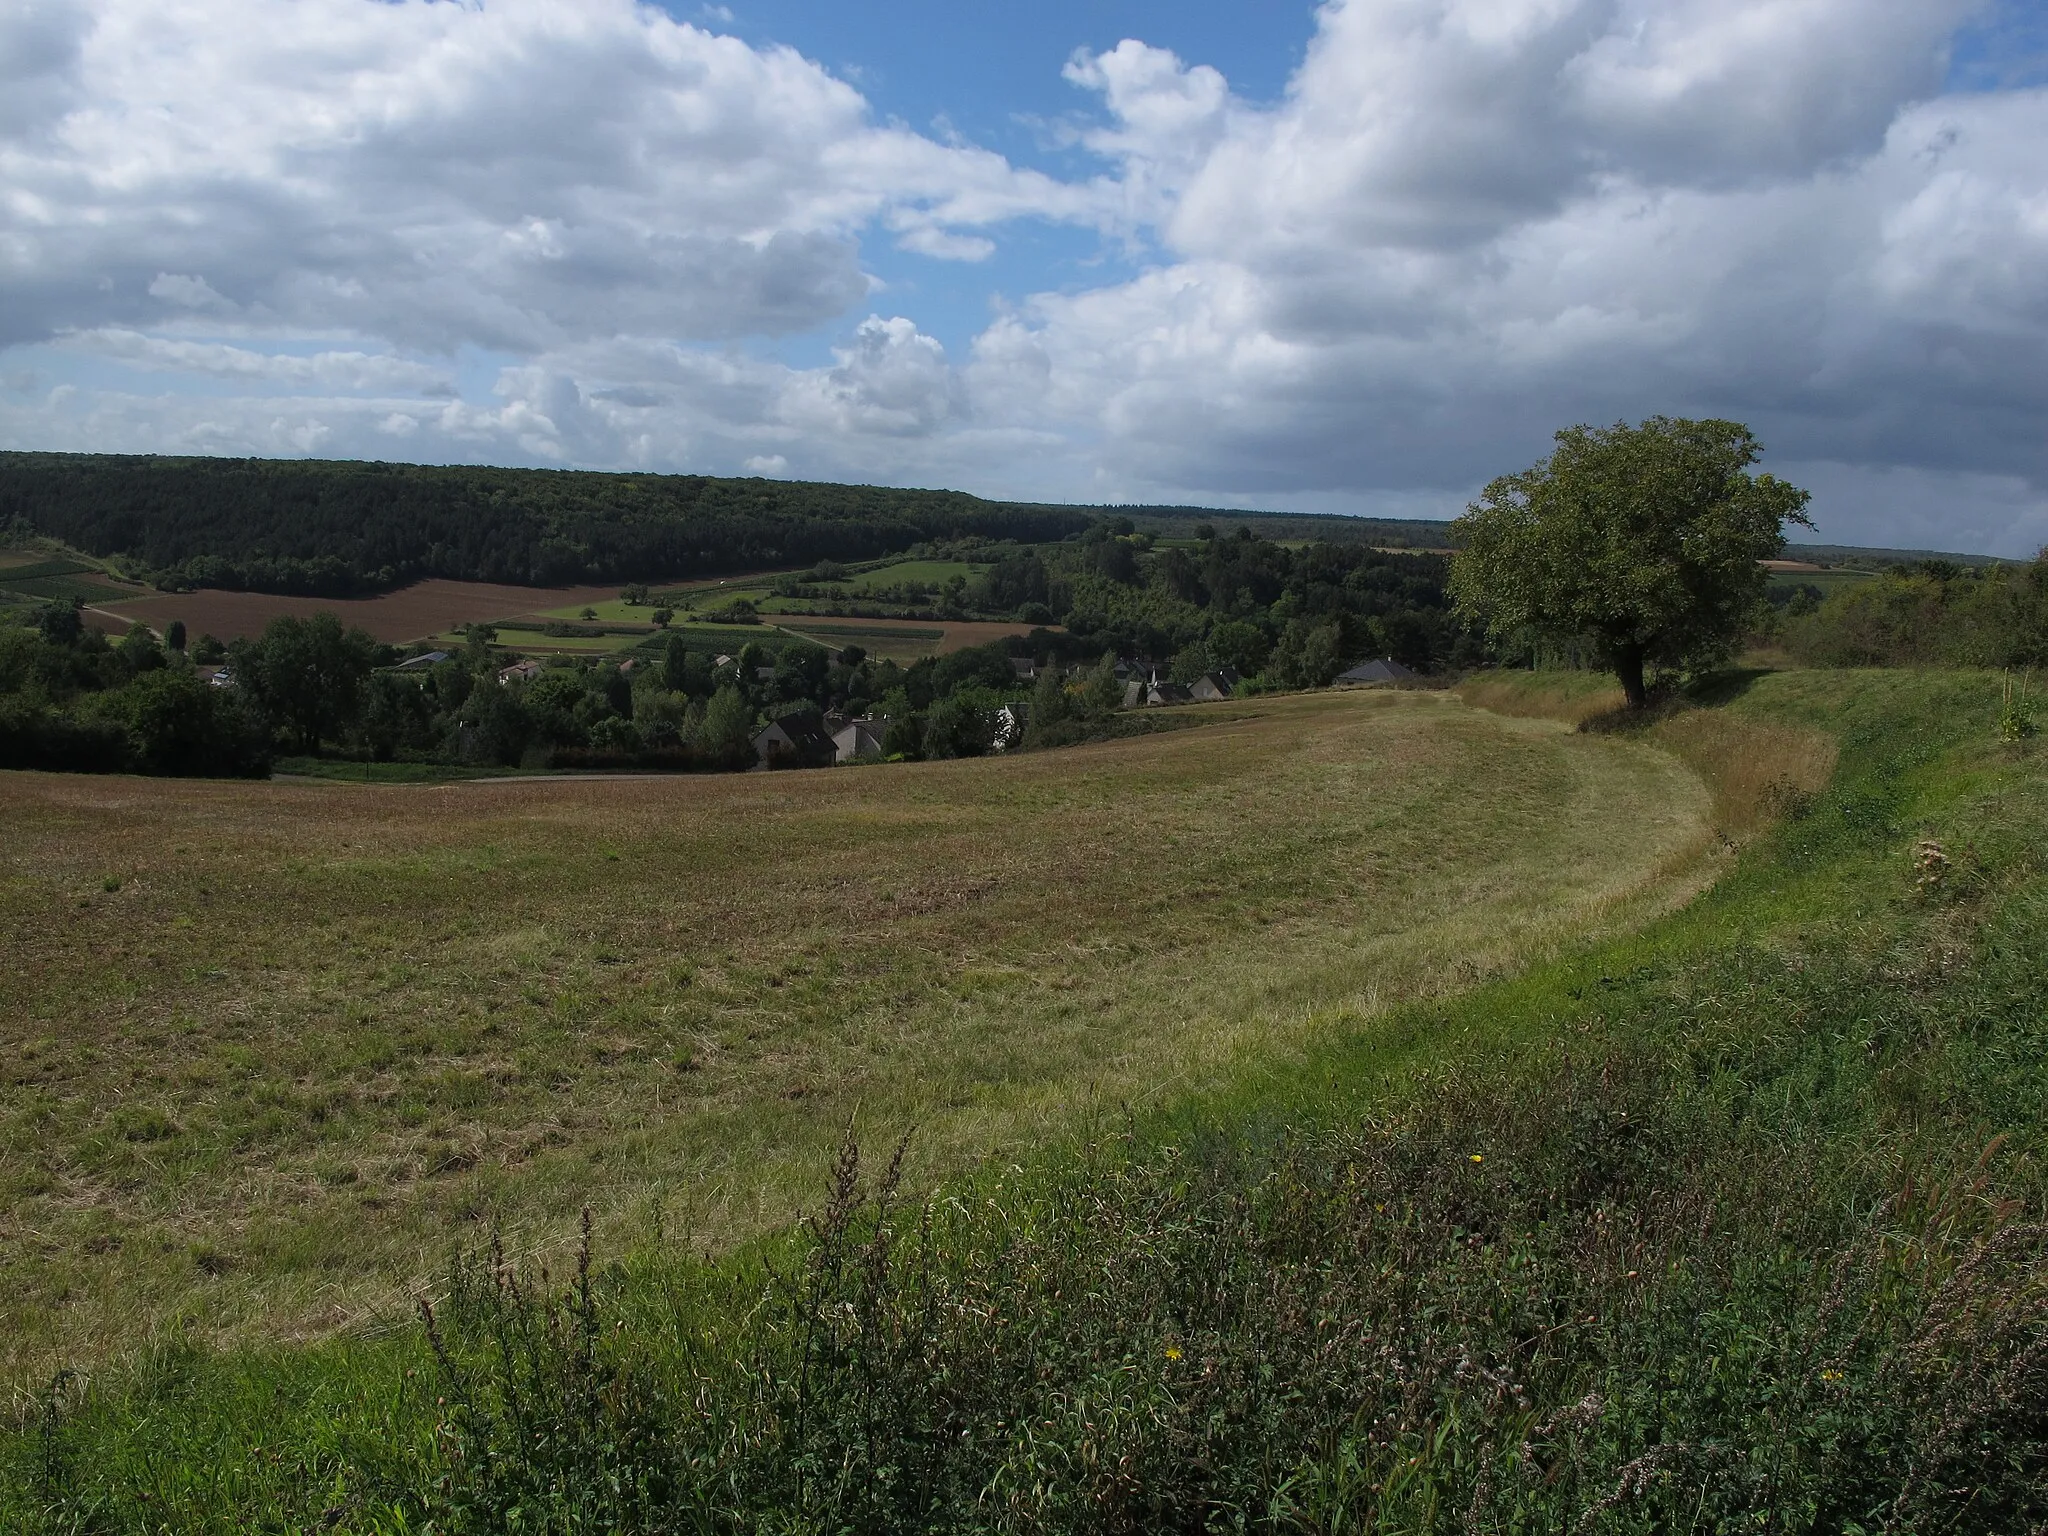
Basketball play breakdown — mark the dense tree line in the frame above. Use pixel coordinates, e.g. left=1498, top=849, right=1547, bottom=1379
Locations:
left=0, top=454, right=1095, bottom=596
left=912, top=523, right=1480, bottom=679
left=0, top=602, right=271, bottom=775
left=1777, top=555, right=2048, bottom=668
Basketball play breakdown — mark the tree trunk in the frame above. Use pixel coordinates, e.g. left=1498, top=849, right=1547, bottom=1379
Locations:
left=1613, top=642, right=1648, bottom=711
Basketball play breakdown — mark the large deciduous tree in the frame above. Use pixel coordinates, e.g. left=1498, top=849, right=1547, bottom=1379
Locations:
left=1450, top=418, right=1811, bottom=709
left=231, top=612, right=380, bottom=753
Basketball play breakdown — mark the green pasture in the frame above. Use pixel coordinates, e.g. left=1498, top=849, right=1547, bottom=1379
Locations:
left=0, top=558, right=96, bottom=583
left=431, top=628, right=641, bottom=655
left=532, top=598, right=668, bottom=624
left=844, top=558, right=983, bottom=592
left=1, top=574, right=140, bottom=604
left=1767, top=566, right=1874, bottom=595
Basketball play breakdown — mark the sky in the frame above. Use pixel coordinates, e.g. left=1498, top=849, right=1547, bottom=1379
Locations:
left=3, top=1, right=2048, bottom=554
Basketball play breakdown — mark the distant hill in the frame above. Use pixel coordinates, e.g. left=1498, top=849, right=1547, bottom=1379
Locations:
left=1781, top=542, right=2009, bottom=570
left=0, top=451, right=2004, bottom=598
left=0, top=453, right=1094, bottom=598
left=1107, top=506, right=1456, bottom=549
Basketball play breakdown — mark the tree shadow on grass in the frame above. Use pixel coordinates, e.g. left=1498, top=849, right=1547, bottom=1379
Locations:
left=1579, top=666, right=1776, bottom=734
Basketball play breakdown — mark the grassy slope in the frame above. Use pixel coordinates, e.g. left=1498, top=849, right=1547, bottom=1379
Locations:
left=8, top=667, right=2040, bottom=1530
left=0, top=691, right=1710, bottom=1381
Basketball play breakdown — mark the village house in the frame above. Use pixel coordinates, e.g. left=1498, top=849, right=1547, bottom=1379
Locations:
left=752, top=711, right=837, bottom=769
left=833, top=718, right=887, bottom=763
left=1010, top=657, right=1038, bottom=682
left=497, top=659, right=543, bottom=685
left=1336, top=657, right=1418, bottom=685
left=1146, top=680, right=1194, bottom=706
left=1189, top=671, right=1235, bottom=702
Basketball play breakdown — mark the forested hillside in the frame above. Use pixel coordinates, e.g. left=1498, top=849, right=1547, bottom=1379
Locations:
left=0, top=454, right=1095, bottom=597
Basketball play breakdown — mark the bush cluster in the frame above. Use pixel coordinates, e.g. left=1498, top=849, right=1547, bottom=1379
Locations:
left=1780, top=555, right=2048, bottom=668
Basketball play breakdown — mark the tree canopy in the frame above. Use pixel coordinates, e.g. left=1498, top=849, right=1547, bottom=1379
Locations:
left=1448, top=417, right=1811, bottom=708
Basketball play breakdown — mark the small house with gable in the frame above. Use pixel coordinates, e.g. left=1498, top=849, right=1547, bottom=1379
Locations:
left=1336, top=657, right=1418, bottom=686
left=833, top=718, right=887, bottom=763
left=753, top=711, right=837, bottom=769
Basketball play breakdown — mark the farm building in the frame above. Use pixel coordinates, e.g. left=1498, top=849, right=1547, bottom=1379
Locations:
left=395, top=650, right=449, bottom=670
left=1337, top=657, right=1418, bottom=685
left=754, top=712, right=837, bottom=769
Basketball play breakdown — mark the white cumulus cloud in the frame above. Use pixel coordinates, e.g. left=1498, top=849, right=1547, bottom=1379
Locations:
left=3, top=0, right=2048, bottom=552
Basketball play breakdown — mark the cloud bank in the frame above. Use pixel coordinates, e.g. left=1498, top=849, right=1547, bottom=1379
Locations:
left=3, top=0, right=2045, bottom=553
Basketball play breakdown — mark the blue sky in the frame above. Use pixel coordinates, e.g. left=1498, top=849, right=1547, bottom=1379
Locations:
left=669, top=1, right=1317, bottom=365
left=4, top=0, right=2048, bottom=553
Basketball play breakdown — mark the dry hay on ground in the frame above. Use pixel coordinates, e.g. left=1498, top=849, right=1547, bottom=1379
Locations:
left=0, top=690, right=1717, bottom=1379
left=94, top=579, right=631, bottom=644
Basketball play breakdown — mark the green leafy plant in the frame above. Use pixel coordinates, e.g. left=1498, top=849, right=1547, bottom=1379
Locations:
left=2001, top=670, right=2038, bottom=742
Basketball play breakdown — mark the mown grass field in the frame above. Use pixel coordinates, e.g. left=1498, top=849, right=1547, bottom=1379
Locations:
left=0, top=690, right=1716, bottom=1382
left=8, top=669, right=2040, bottom=1531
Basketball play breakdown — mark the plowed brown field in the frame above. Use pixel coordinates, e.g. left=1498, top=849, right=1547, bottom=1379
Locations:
left=96, top=579, right=627, bottom=643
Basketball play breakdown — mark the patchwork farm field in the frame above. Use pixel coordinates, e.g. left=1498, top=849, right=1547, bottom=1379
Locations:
left=87, top=561, right=1056, bottom=659
left=775, top=613, right=1050, bottom=656
left=95, top=579, right=629, bottom=645
left=0, top=690, right=1718, bottom=1380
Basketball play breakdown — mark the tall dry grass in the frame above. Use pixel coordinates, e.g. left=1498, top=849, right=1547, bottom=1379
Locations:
left=1457, top=671, right=1626, bottom=726
left=1648, top=709, right=1838, bottom=835
left=1460, top=669, right=1839, bottom=837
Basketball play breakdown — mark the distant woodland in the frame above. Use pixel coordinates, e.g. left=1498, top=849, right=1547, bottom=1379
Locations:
left=0, top=453, right=1098, bottom=596
left=0, top=453, right=1456, bottom=598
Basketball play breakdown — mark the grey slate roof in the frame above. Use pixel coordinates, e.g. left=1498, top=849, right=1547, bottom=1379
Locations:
left=1336, top=657, right=1419, bottom=684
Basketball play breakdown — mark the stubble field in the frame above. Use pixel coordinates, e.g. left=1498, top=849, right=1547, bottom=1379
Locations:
left=0, top=689, right=1717, bottom=1380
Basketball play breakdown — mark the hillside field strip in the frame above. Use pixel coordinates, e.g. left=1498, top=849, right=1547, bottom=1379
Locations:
left=775, top=615, right=1050, bottom=657
left=0, top=690, right=1721, bottom=1381
left=81, top=559, right=1055, bottom=659
left=95, top=579, right=629, bottom=645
